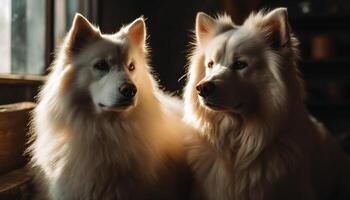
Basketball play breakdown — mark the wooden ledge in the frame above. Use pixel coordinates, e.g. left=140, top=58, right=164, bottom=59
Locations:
left=0, top=102, right=36, bottom=113
left=0, top=74, right=46, bottom=85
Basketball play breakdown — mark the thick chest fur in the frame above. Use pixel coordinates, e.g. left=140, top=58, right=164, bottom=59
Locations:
left=195, top=155, right=234, bottom=200
left=187, top=134, right=314, bottom=200
left=34, top=117, right=189, bottom=200
left=188, top=138, right=235, bottom=200
left=42, top=132, right=153, bottom=199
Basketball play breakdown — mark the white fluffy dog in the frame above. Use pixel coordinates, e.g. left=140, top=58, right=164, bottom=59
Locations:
left=184, top=8, right=350, bottom=200
left=29, top=14, right=191, bottom=200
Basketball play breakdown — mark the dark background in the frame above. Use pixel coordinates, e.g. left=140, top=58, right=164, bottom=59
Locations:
left=98, top=0, right=221, bottom=93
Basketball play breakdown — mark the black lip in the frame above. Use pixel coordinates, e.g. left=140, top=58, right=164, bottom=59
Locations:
left=114, top=101, right=133, bottom=107
left=202, top=100, right=242, bottom=111
left=98, top=103, right=106, bottom=107
left=203, top=101, right=227, bottom=110
left=98, top=101, right=134, bottom=109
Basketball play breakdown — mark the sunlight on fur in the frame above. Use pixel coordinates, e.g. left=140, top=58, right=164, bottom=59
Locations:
left=28, top=14, right=191, bottom=200
left=184, top=8, right=350, bottom=200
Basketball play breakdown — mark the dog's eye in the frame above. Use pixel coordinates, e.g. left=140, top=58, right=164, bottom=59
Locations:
left=207, top=61, right=214, bottom=68
left=232, top=60, right=248, bottom=70
left=94, top=60, right=110, bottom=71
left=128, top=62, right=135, bottom=72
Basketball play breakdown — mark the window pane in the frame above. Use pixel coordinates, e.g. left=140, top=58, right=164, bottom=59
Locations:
left=0, top=0, right=11, bottom=73
left=0, top=0, right=46, bottom=75
left=11, top=0, right=46, bottom=75
left=54, top=0, right=77, bottom=47
left=25, top=0, right=46, bottom=74
left=1, top=0, right=87, bottom=75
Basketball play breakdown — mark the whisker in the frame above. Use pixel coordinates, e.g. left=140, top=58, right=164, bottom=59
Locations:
left=178, top=74, right=187, bottom=83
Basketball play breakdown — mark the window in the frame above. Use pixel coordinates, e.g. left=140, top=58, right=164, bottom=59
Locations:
left=0, top=0, right=78, bottom=75
left=54, top=0, right=78, bottom=47
left=0, top=0, right=11, bottom=73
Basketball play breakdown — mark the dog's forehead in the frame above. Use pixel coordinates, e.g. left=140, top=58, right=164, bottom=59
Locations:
left=227, top=30, right=258, bottom=52
left=105, top=41, right=129, bottom=62
left=206, top=30, right=234, bottom=57
left=94, top=35, right=130, bottom=61
left=205, top=27, right=264, bottom=61
left=229, top=29, right=263, bottom=52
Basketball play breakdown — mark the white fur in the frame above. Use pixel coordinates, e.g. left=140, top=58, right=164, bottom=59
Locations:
left=184, top=8, right=350, bottom=200
left=28, top=14, right=190, bottom=200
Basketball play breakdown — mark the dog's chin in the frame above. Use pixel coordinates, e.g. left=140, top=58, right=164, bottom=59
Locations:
left=98, top=101, right=135, bottom=112
left=201, top=99, right=242, bottom=113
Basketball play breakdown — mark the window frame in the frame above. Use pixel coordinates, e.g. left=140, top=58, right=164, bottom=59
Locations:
left=45, top=0, right=54, bottom=72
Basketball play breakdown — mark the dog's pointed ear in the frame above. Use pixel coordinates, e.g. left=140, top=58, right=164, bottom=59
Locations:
left=262, top=8, right=290, bottom=48
left=67, top=13, right=99, bottom=53
left=126, top=17, right=146, bottom=48
left=196, top=12, right=216, bottom=47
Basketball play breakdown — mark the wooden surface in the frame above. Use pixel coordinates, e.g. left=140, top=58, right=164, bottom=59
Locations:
left=0, top=74, right=46, bottom=85
left=0, top=102, right=36, bottom=175
left=0, top=167, right=32, bottom=200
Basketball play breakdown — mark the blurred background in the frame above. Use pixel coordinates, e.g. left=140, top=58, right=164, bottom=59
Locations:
left=0, top=0, right=350, bottom=155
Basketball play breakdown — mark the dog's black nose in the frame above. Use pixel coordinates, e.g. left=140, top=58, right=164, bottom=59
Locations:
left=119, top=83, right=137, bottom=99
left=196, top=82, right=215, bottom=98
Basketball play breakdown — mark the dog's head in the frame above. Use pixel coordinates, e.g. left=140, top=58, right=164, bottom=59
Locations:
left=187, top=8, right=302, bottom=117
left=58, top=14, right=151, bottom=113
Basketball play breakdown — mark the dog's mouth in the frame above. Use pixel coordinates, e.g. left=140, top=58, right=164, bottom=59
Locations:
left=202, top=99, right=242, bottom=111
left=98, top=101, right=134, bottom=112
